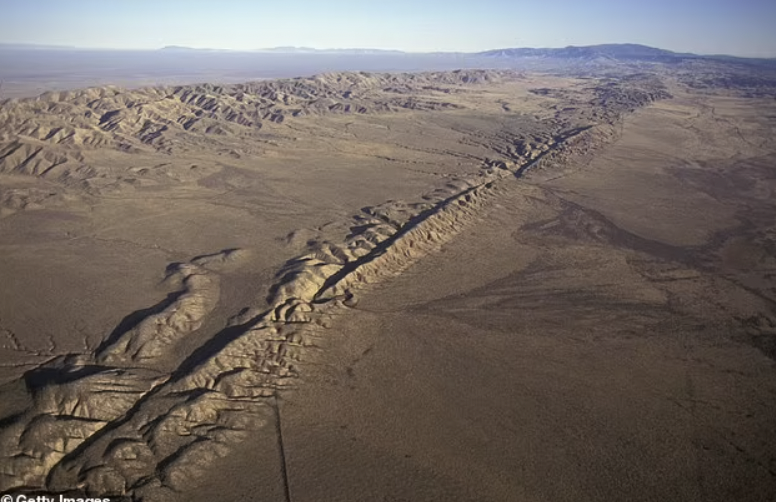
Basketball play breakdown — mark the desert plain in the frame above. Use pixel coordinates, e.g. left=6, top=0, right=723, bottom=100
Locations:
left=0, top=53, right=775, bottom=502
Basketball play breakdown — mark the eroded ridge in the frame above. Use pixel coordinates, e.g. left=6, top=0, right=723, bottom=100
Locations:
left=0, top=166, right=515, bottom=497
left=0, top=70, right=510, bottom=179
left=41, top=168, right=511, bottom=500
left=97, top=261, right=222, bottom=366
left=0, top=256, right=229, bottom=491
left=0, top=77, right=670, bottom=498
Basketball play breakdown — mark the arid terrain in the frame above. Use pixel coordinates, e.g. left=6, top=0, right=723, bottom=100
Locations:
left=0, top=54, right=775, bottom=501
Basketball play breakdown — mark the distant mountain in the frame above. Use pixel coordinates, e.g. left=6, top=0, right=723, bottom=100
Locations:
left=701, top=54, right=776, bottom=67
left=256, top=46, right=319, bottom=53
left=477, top=43, right=694, bottom=62
left=159, top=45, right=200, bottom=52
left=1, top=42, right=770, bottom=64
left=256, top=47, right=406, bottom=55
left=155, top=46, right=407, bottom=55
left=158, top=46, right=234, bottom=53
left=0, top=42, right=77, bottom=50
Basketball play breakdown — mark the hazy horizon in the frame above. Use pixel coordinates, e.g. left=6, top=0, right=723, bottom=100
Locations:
left=0, top=41, right=773, bottom=59
left=0, top=0, right=774, bottom=58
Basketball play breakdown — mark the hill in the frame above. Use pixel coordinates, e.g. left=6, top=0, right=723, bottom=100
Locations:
left=478, top=43, right=690, bottom=62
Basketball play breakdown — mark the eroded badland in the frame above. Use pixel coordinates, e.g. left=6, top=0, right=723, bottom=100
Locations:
left=0, top=64, right=775, bottom=501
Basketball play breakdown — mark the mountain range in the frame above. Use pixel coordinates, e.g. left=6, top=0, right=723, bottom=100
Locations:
left=1, top=42, right=772, bottom=62
left=476, top=43, right=693, bottom=61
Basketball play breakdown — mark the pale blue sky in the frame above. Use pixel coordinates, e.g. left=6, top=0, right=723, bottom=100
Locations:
left=0, top=0, right=774, bottom=57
